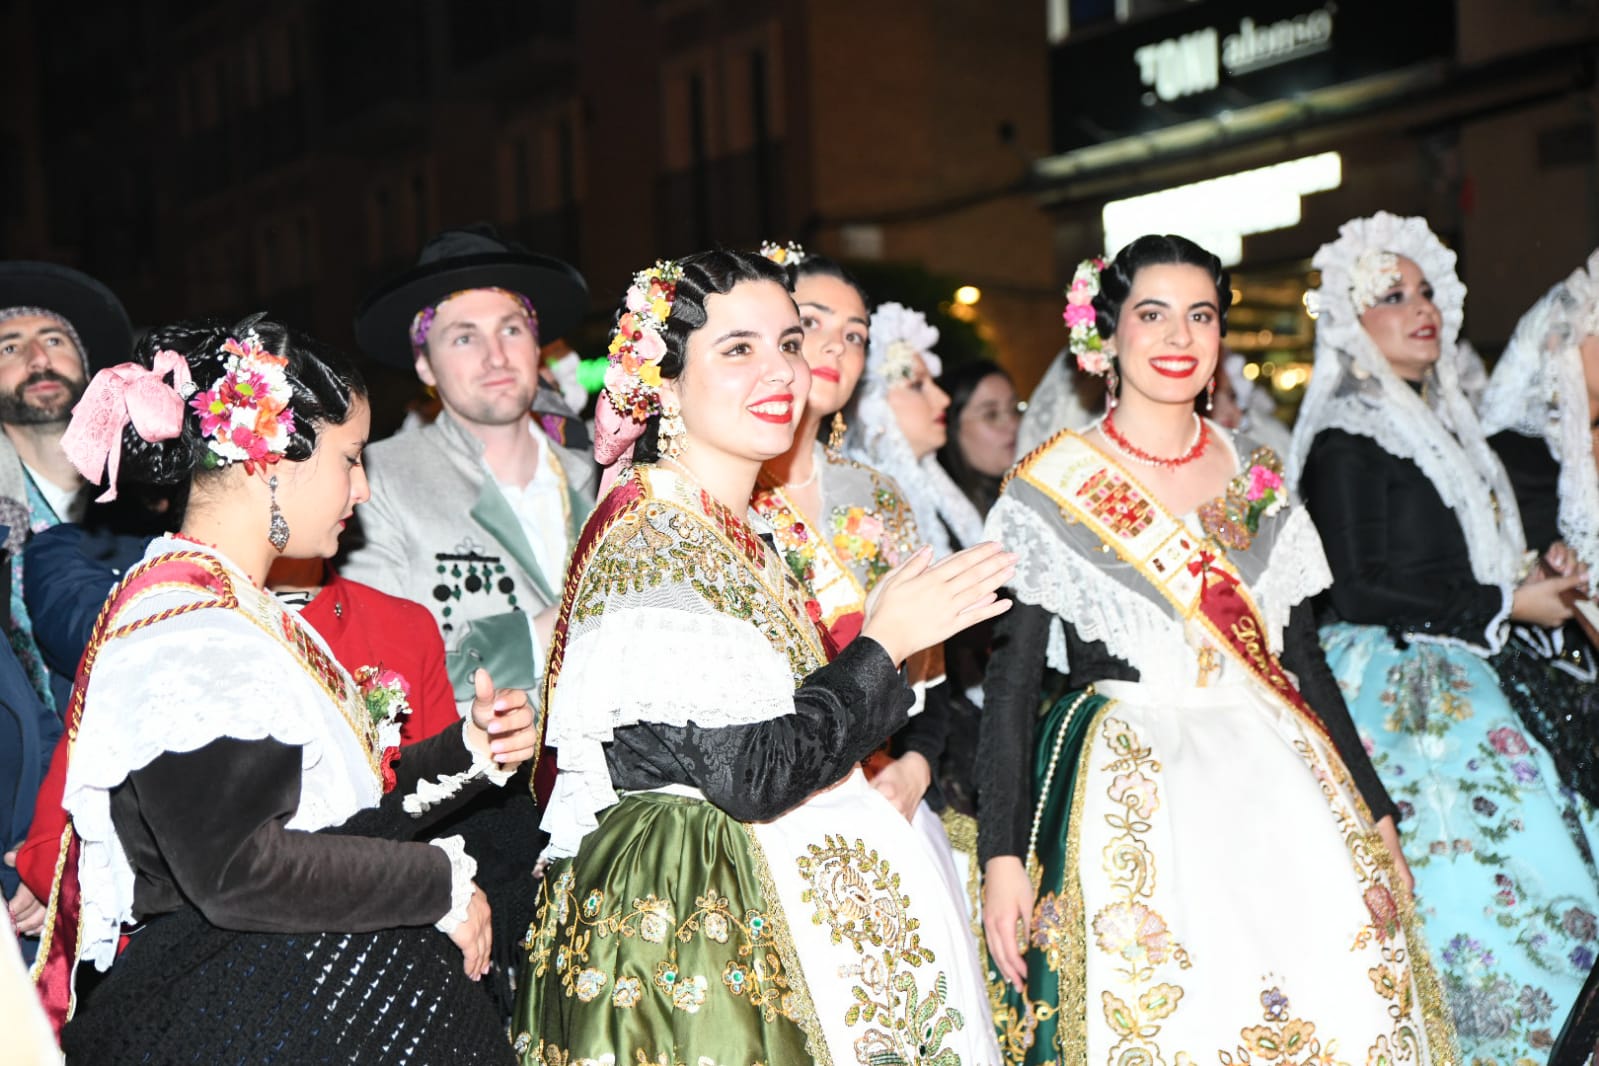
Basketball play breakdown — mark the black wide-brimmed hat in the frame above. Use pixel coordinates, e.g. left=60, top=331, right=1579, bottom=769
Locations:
left=354, top=223, right=588, bottom=369
left=0, top=260, right=134, bottom=371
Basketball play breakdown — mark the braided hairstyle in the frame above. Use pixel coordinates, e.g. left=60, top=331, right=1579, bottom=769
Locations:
left=631, top=250, right=792, bottom=464
left=118, top=312, right=367, bottom=487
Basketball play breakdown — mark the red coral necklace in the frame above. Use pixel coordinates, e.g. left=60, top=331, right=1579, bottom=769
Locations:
left=1101, top=411, right=1210, bottom=469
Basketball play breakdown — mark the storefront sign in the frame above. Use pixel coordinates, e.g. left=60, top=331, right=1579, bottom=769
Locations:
left=1052, top=0, right=1453, bottom=152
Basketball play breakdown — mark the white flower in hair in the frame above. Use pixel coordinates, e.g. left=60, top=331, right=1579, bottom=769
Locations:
left=869, top=302, right=941, bottom=384
left=1349, top=250, right=1402, bottom=312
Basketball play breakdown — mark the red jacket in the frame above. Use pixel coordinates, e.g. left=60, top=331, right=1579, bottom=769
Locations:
left=16, top=572, right=460, bottom=900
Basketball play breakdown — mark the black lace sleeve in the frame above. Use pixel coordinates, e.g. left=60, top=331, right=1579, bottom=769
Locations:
left=1279, top=600, right=1398, bottom=823
left=604, top=635, right=912, bottom=822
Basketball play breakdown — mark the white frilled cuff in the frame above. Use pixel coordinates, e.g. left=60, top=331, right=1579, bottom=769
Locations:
left=401, top=722, right=517, bottom=817
left=429, top=835, right=478, bottom=934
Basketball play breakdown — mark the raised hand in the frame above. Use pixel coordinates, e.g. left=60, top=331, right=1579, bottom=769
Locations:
left=464, top=668, right=538, bottom=769
left=861, top=542, right=1016, bottom=666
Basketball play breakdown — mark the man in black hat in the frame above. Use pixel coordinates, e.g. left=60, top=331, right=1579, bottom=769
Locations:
left=0, top=262, right=133, bottom=712
left=344, top=225, right=596, bottom=710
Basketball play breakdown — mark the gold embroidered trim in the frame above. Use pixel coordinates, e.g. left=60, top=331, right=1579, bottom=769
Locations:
left=744, top=827, right=833, bottom=1066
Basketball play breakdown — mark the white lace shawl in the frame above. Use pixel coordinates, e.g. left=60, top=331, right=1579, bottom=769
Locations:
left=1479, top=249, right=1599, bottom=577
left=846, top=339, right=985, bottom=554
left=63, top=538, right=380, bottom=970
left=1017, top=346, right=1096, bottom=457
left=1287, top=212, right=1526, bottom=587
left=984, top=433, right=1333, bottom=686
left=540, top=469, right=826, bottom=858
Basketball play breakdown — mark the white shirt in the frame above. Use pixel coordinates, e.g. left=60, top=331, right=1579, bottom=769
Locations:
left=24, top=460, right=84, bottom=523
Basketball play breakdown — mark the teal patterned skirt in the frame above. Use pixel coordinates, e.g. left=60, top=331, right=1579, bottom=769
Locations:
left=1323, top=622, right=1599, bottom=1065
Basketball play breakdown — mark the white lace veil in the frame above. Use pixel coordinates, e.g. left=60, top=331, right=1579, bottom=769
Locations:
left=1479, top=248, right=1599, bottom=576
left=1287, top=212, right=1526, bottom=586
left=1017, top=346, right=1096, bottom=456
left=846, top=303, right=985, bottom=555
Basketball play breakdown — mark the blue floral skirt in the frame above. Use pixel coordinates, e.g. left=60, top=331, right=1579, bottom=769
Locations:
left=1322, top=623, right=1599, bottom=1065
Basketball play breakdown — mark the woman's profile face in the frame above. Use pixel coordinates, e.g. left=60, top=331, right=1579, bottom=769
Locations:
left=1358, top=255, right=1441, bottom=382
left=665, top=278, right=810, bottom=466
left=956, top=372, right=1019, bottom=477
left=1110, top=262, right=1222, bottom=408
left=274, top=394, right=372, bottom=560
left=886, top=352, right=951, bottom=460
left=794, top=273, right=868, bottom=419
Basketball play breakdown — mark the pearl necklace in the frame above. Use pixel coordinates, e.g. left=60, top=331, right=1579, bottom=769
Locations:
left=1101, top=411, right=1210, bottom=468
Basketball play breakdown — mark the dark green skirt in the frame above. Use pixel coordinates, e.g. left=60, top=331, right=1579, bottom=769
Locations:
left=988, top=688, right=1109, bottom=1066
left=513, top=791, right=819, bottom=1066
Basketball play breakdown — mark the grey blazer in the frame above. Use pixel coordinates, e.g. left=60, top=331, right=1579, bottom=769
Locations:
left=340, top=411, right=596, bottom=704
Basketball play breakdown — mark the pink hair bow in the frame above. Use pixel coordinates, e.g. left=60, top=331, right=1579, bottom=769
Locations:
left=593, top=392, right=646, bottom=498
left=61, top=350, right=194, bottom=502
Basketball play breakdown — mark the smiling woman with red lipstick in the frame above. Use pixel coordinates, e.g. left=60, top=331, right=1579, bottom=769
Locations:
left=1292, top=213, right=1599, bottom=1065
left=978, top=234, right=1445, bottom=1065
left=517, top=249, right=1013, bottom=1066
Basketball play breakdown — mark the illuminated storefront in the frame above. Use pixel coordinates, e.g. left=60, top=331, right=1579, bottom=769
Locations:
left=1038, top=0, right=1597, bottom=416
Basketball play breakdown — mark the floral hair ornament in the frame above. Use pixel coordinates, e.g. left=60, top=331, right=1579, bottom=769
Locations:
left=60, top=350, right=196, bottom=503
left=1349, top=250, right=1402, bottom=312
left=189, top=334, right=297, bottom=474
left=758, top=240, right=807, bottom=267
left=594, top=260, right=683, bottom=479
left=868, top=303, right=942, bottom=384
left=1064, top=256, right=1110, bottom=375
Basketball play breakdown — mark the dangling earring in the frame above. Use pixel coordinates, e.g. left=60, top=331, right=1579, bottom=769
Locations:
left=1205, top=376, right=1216, bottom=412
left=1105, top=362, right=1120, bottom=411
left=267, top=474, right=291, bottom=551
left=827, top=411, right=847, bottom=455
left=658, top=400, right=687, bottom=460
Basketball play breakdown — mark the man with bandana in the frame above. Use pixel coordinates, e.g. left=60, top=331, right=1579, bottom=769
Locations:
left=0, top=262, right=133, bottom=712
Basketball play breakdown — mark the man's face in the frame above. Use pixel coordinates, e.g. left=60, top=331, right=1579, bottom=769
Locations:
left=414, top=289, right=540, bottom=428
left=0, top=314, right=87, bottom=426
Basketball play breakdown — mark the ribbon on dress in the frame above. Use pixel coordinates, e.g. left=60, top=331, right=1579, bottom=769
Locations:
left=1017, top=432, right=1333, bottom=747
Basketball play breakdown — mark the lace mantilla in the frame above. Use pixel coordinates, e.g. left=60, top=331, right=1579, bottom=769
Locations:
left=1290, top=212, right=1526, bottom=586
left=64, top=538, right=380, bottom=970
left=429, top=835, right=478, bottom=934
left=1017, top=345, right=1096, bottom=456
left=847, top=308, right=984, bottom=554
left=1479, top=248, right=1599, bottom=577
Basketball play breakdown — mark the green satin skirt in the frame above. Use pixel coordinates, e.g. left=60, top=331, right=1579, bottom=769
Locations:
left=987, top=688, right=1109, bottom=1066
left=513, top=791, right=819, bottom=1066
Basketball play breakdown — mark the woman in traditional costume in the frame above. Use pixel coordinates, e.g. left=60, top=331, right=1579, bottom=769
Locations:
left=38, top=315, right=539, bottom=1063
left=979, top=235, right=1450, bottom=1066
left=1292, top=213, right=1599, bottom=1064
left=514, top=249, right=1011, bottom=1066
left=1477, top=248, right=1599, bottom=803
left=749, top=246, right=950, bottom=846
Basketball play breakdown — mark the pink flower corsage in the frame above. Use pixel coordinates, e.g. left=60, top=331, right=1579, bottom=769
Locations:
left=356, top=665, right=414, bottom=794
